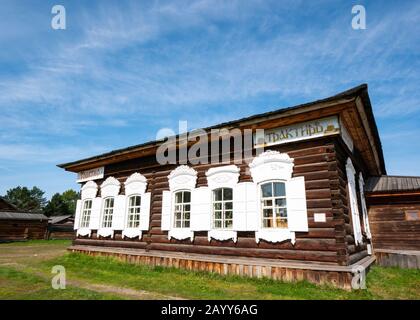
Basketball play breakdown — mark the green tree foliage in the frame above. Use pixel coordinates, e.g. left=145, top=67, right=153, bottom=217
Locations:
left=43, top=189, right=80, bottom=217
left=4, top=186, right=47, bottom=212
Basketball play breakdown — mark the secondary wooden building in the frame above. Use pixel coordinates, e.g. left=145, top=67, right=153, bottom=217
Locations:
left=59, top=84, right=388, bottom=289
left=0, top=198, right=48, bottom=242
left=47, top=215, right=75, bottom=240
left=365, top=176, right=420, bottom=268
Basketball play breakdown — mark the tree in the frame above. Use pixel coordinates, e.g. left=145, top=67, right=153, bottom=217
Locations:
left=43, top=189, right=80, bottom=217
left=4, top=186, right=47, bottom=212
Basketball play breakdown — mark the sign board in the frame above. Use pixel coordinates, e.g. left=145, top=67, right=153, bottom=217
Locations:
left=76, top=166, right=104, bottom=183
left=254, top=116, right=340, bottom=147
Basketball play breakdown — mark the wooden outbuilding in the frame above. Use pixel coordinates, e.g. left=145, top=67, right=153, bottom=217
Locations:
left=47, top=215, right=75, bottom=240
left=58, top=84, right=395, bottom=289
left=366, top=175, right=420, bottom=268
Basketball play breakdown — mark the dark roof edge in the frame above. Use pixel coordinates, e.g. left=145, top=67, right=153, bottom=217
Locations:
left=58, top=83, right=383, bottom=170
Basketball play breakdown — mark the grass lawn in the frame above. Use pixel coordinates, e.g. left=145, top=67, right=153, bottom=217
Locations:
left=0, top=240, right=419, bottom=300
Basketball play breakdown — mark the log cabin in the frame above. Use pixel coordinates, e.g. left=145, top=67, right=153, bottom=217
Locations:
left=0, top=198, right=48, bottom=242
left=365, top=176, right=420, bottom=268
left=58, top=84, right=401, bottom=289
left=47, top=215, right=75, bottom=240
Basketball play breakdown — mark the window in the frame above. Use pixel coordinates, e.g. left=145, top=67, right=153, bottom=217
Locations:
left=101, top=197, right=114, bottom=228
left=212, top=188, right=233, bottom=229
left=80, top=199, right=92, bottom=228
left=127, top=195, right=141, bottom=228
left=174, top=190, right=191, bottom=228
left=260, top=182, right=287, bottom=228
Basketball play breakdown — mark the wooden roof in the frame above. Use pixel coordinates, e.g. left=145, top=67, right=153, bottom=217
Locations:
left=58, top=84, right=386, bottom=175
left=0, top=211, right=48, bottom=221
left=366, top=175, right=420, bottom=193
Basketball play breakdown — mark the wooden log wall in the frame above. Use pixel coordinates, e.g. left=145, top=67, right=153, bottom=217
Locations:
left=75, top=136, right=368, bottom=266
left=368, top=203, right=420, bottom=250
left=0, top=220, right=48, bottom=242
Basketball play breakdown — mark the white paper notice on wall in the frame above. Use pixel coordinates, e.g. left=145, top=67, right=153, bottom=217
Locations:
left=314, top=213, right=326, bottom=223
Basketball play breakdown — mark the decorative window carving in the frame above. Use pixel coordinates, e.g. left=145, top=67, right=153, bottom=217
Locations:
left=173, top=190, right=191, bottom=228
left=249, top=151, right=308, bottom=244
left=346, top=158, right=363, bottom=245
left=260, top=181, right=287, bottom=228
left=81, top=181, right=98, bottom=200
left=126, top=195, right=141, bottom=228
left=80, top=199, right=92, bottom=228
left=163, top=166, right=197, bottom=241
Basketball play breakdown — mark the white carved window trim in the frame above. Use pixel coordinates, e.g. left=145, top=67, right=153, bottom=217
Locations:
left=206, top=165, right=239, bottom=243
left=250, top=151, right=297, bottom=244
left=98, top=177, right=120, bottom=239
left=122, top=172, right=148, bottom=239
left=358, top=172, right=372, bottom=240
left=259, top=180, right=288, bottom=229
left=81, top=180, right=98, bottom=200
left=77, top=199, right=93, bottom=237
left=166, top=166, right=197, bottom=241
left=346, top=158, right=363, bottom=245
left=126, top=195, right=141, bottom=229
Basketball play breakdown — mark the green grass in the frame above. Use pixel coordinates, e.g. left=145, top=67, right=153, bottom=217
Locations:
left=41, top=253, right=420, bottom=300
left=1, top=240, right=419, bottom=300
left=0, top=266, right=124, bottom=300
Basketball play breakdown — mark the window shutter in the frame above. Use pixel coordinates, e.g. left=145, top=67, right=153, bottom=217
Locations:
left=191, top=187, right=211, bottom=231
left=112, top=195, right=126, bottom=230
left=89, top=197, right=102, bottom=230
left=286, top=176, right=308, bottom=232
left=74, top=200, right=82, bottom=230
left=161, top=191, right=172, bottom=231
left=245, top=182, right=259, bottom=231
left=140, top=192, right=151, bottom=231
left=233, top=183, right=247, bottom=231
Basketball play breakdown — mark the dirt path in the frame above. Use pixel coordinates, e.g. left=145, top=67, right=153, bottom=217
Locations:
left=0, top=242, right=183, bottom=300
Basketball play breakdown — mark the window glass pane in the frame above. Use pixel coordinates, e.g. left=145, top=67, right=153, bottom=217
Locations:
left=263, top=199, right=272, bottom=207
left=213, top=202, right=222, bottom=211
left=175, top=221, right=181, bottom=228
left=183, top=191, right=191, bottom=203
left=214, top=220, right=222, bottom=228
left=274, top=182, right=286, bottom=197
left=213, top=189, right=223, bottom=201
left=175, top=192, right=183, bottom=204
left=183, top=220, right=190, bottom=228
left=225, top=220, right=233, bottom=229
left=263, top=208, right=272, bottom=218
left=223, top=188, right=233, bottom=200
left=225, top=211, right=233, bottom=220
left=263, top=218, right=273, bottom=228
left=184, top=204, right=190, bottom=212
left=276, top=218, right=288, bottom=228
left=184, top=212, right=190, bottom=220
left=275, top=198, right=286, bottom=207
left=261, top=183, right=272, bottom=198
left=224, top=201, right=233, bottom=210
left=276, top=208, right=287, bottom=218
left=214, top=211, right=222, bottom=219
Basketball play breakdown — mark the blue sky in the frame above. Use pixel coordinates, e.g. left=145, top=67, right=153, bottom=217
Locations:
left=0, top=0, right=419, bottom=199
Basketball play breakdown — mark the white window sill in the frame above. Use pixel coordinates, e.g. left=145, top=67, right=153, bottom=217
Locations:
left=97, top=228, right=114, bottom=238
left=122, top=228, right=143, bottom=239
left=208, top=230, right=237, bottom=242
left=255, top=228, right=295, bottom=244
left=168, top=228, right=194, bottom=241
left=76, top=228, right=91, bottom=237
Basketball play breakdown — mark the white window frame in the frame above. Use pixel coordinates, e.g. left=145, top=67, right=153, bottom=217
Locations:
left=212, top=187, right=234, bottom=230
left=101, top=197, right=115, bottom=229
left=126, top=194, right=141, bottom=229
left=346, top=158, right=363, bottom=245
left=250, top=150, right=299, bottom=244
left=166, top=166, right=197, bottom=241
left=259, top=180, right=287, bottom=229
left=206, top=165, right=239, bottom=242
left=173, top=189, right=192, bottom=229
left=80, top=199, right=93, bottom=228
left=122, top=172, right=149, bottom=239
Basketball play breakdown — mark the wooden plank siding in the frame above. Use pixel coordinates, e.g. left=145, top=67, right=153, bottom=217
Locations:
left=73, top=135, right=370, bottom=266
left=0, top=220, right=48, bottom=242
left=368, top=203, right=420, bottom=251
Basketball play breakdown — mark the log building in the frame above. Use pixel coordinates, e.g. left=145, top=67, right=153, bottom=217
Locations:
left=58, top=84, right=414, bottom=288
